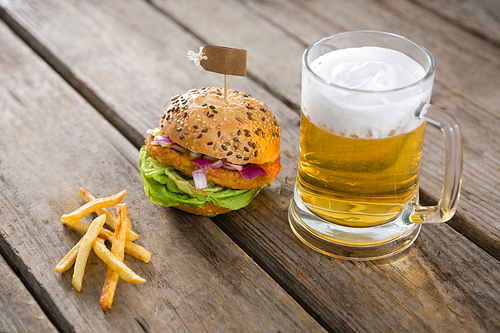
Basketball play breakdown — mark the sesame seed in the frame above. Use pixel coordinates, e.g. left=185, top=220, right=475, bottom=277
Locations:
left=180, top=134, right=184, bottom=139
left=233, top=138, right=240, bottom=142
left=202, top=103, right=207, bottom=107
left=254, top=151, right=258, bottom=157
left=193, top=125, right=198, bottom=129
left=206, top=111, right=210, bottom=116
left=244, top=157, right=250, bottom=161
left=207, top=142, right=213, bottom=145
left=227, top=151, right=233, bottom=156
left=245, top=133, right=251, bottom=137
left=262, top=117, right=265, bottom=121
left=171, top=94, right=181, bottom=101
left=197, top=134, right=203, bottom=139
left=235, top=116, right=243, bottom=123
left=176, top=127, right=182, bottom=131
left=221, top=145, right=228, bottom=151
left=183, top=112, right=187, bottom=118
left=236, top=154, right=242, bottom=159
left=260, top=108, right=267, bottom=112
left=208, top=114, right=214, bottom=118
left=201, top=129, right=208, bottom=133
left=209, top=105, right=216, bottom=109
left=244, top=147, right=249, bottom=152
left=217, top=131, right=221, bottom=137
left=237, top=130, right=241, bottom=136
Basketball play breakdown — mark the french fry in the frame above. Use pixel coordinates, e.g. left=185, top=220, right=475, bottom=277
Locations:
left=93, top=238, right=146, bottom=284
left=72, top=215, right=106, bottom=292
left=54, top=238, right=82, bottom=273
left=60, top=190, right=126, bottom=223
left=77, top=188, right=138, bottom=241
left=100, top=203, right=129, bottom=311
left=61, top=219, right=151, bottom=263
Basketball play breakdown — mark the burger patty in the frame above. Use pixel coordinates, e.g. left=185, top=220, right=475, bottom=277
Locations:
left=145, top=136, right=281, bottom=190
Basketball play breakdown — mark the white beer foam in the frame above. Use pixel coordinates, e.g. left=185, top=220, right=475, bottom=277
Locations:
left=303, top=46, right=432, bottom=139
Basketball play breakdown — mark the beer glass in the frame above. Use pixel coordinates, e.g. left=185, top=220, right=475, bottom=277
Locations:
left=288, top=31, right=463, bottom=260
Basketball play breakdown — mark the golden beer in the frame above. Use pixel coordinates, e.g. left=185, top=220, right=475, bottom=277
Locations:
left=297, top=114, right=426, bottom=227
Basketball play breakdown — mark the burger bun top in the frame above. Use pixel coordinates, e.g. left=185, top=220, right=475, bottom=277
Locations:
left=159, top=87, right=281, bottom=165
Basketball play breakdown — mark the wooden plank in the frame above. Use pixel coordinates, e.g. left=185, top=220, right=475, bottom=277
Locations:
left=2, top=0, right=500, bottom=332
left=410, top=0, right=500, bottom=47
left=0, top=18, right=325, bottom=333
left=0, top=255, right=58, bottom=333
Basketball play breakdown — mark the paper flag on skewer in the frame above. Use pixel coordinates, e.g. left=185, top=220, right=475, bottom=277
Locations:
left=188, top=45, right=247, bottom=76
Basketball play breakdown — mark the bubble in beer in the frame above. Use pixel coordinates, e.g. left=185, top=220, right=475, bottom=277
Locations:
left=303, top=46, right=432, bottom=139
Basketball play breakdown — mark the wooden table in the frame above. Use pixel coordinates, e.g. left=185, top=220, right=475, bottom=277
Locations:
left=1, top=0, right=499, bottom=332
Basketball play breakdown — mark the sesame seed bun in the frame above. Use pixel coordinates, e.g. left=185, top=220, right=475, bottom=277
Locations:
left=159, top=87, right=281, bottom=165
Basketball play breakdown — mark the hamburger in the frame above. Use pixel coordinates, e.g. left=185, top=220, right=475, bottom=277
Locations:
left=139, top=87, right=282, bottom=216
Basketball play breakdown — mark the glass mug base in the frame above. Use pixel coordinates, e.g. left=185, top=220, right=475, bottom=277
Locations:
left=288, top=190, right=421, bottom=260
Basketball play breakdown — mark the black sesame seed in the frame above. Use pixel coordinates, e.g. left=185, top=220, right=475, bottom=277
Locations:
left=233, top=138, right=240, bottom=143
left=254, top=151, right=258, bottom=157
left=206, top=111, right=210, bottom=116
left=236, top=154, right=242, bottom=159
left=197, top=134, right=203, bottom=139
left=248, top=141, right=252, bottom=147
left=212, top=110, right=218, bottom=114
left=235, top=116, right=243, bottom=123
left=201, top=129, right=208, bottom=133
left=202, top=103, right=207, bottom=107
left=227, top=151, right=233, bottom=156
left=209, top=105, right=216, bottom=109
left=180, top=134, right=185, bottom=139
left=260, top=108, right=267, bottom=112
left=207, top=142, right=213, bottom=145
left=237, top=130, right=241, bottom=136
left=208, top=114, right=214, bottom=118
left=233, top=146, right=238, bottom=151
left=176, top=127, right=182, bottom=131
left=221, top=145, right=228, bottom=151
left=166, top=114, right=170, bottom=120
left=246, top=105, right=253, bottom=109
left=245, top=133, right=251, bottom=137
left=244, top=157, right=250, bottom=161
left=262, top=117, right=265, bottom=121
left=183, top=112, right=187, bottom=118
left=244, top=147, right=249, bottom=152
left=217, top=131, right=221, bottom=137
left=193, top=125, right=198, bottom=129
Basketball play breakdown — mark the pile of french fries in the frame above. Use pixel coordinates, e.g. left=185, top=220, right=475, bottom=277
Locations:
left=55, top=188, right=151, bottom=312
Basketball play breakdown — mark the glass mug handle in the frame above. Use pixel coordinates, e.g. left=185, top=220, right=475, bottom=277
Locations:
left=409, top=103, right=463, bottom=223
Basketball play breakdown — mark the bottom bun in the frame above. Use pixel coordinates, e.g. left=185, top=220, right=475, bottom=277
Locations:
left=175, top=202, right=232, bottom=216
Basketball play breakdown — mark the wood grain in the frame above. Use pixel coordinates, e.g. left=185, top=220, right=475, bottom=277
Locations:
left=0, top=17, right=324, bottom=333
left=410, top=0, right=500, bottom=47
left=0, top=255, right=58, bottom=333
left=1, top=0, right=500, bottom=332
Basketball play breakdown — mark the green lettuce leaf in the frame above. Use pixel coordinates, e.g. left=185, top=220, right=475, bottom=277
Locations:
left=139, top=147, right=263, bottom=212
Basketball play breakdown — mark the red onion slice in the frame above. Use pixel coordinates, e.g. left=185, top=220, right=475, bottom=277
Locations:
left=222, top=161, right=243, bottom=171
left=155, top=135, right=173, bottom=147
left=210, top=159, right=224, bottom=169
left=191, top=158, right=213, bottom=169
left=239, top=164, right=267, bottom=180
left=192, top=169, right=208, bottom=189
left=171, top=143, right=187, bottom=153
